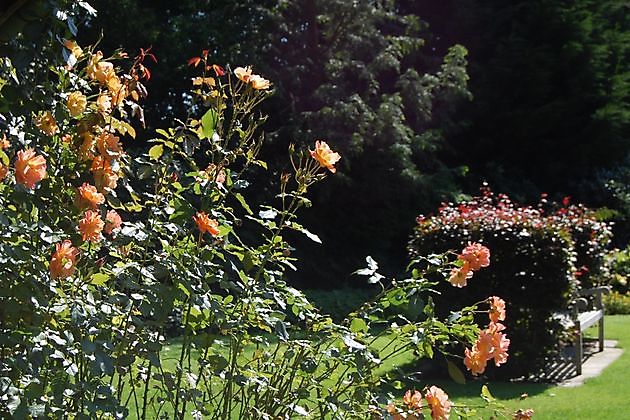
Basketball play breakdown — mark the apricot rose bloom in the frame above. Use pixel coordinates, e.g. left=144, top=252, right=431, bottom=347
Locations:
left=488, top=296, right=506, bottom=323
left=67, top=91, right=87, bottom=117
left=76, top=182, right=105, bottom=209
left=403, top=389, right=423, bottom=411
left=104, top=209, right=123, bottom=234
left=464, top=346, right=488, bottom=376
left=425, top=386, right=452, bottom=420
left=49, top=240, right=79, bottom=279
left=234, top=66, right=252, bottom=83
left=87, top=51, right=115, bottom=84
left=310, top=140, right=341, bottom=173
left=97, top=131, right=123, bottom=158
left=78, top=210, right=104, bottom=243
left=35, top=111, right=59, bottom=136
left=15, top=149, right=47, bottom=189
left=460, top=242, right=490, bottom=271
left=448, top=262, right=473, bottom=288
left=249, top=74, right=271, bottom=90
left=193, top=212, right=220, bottom=237
left=63, top=39, right=83, bottom=58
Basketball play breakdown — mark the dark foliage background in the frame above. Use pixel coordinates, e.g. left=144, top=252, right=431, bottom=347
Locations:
left=14, top=0, right=628, bottom=287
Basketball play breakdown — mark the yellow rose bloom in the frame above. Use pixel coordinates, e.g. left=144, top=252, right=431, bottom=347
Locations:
left=67, top=91, right=87, bottom=117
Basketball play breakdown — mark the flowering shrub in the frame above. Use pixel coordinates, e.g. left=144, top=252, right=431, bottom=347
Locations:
left=0, top=30, right=533, bottom=418
left=409, top=187, right=612, bottom=378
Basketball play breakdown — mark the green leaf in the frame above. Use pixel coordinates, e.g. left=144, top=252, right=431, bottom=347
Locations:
left=234, top=192, right=253, bottom=215
left=90, top=273, right=110, bottom=286
left=201, top=108, right=219, bottom=139
left=446, top=359, right=466, bottom=385
left=350, top=318, right=368, bottom=333
left=148, top=144, right=163, bottom=161
left=481, top=384, right=495, bottom=403
left=0, top=150, right=8, bottom=166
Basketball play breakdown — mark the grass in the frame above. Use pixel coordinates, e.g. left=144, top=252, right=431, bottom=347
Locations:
left=429, top=315, right=630, bottom=419
left=130, top=316, right=630, bottom=418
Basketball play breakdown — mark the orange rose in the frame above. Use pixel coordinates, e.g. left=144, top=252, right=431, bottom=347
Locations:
left=193, top=211, right=220, bottom=237
left=87, top=51, right=115, bottom=84
left=234, top=66, right=252, bottom=83
left=49, top=240, right=79, bottom=279
left=104, top=209, right=122, bottom=234
left=78, top=210, right=104, bottom=243
left=90, top=156, right=119, bottom=192
left=106, top=74, right=127, bottom=106
left=63, top=39, right=83, bottom=58
left=76, top=182, right=105, bottom=209
left=14, top=149, right=46, bottom=189
left=35, top=111, right=59, bottom=136
left=447, top=262, right=473, bottom=288
left=249, top=74, right=271, bottom=90
left=96, top=131, right=123, bottom=158
left=460, top=242, right=490, bottom=271
left=309, top=140, right=341, bottom=173
left=425, top=386, right=452, bottom=420
left=403, top=390, right=423, bottom=411
left=67, top=91, right=87, bottom=117
left=488, top=296, right=506, bottom=323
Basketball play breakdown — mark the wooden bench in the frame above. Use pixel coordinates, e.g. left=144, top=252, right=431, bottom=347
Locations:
left=572, top=286, right=611, bottom=375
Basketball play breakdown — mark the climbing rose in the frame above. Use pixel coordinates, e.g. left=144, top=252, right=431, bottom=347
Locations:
left=91, top=156, right=119, bottom=191
left=35, top=111, right=59, bottom=136
left=488, top=296, right=506, bottom=323
left=425, top=386, right=452, bottom=420
left=67, top=91, right=87, bottom=117
left=460, top=242, right=490, bottom=271
left=448, top=262, right=473, bottom=288
left=104, top=210, right=123, bottom=234
left=310, top=140, right=341, bottom=173
left=234, top=66, right=252, bottom=83
left=78, top=210, right=104, bottom=243
left=14, top=149, right=47, bottom=189
left=76, top=183, right=105, bottom=209
left=249, top=74, right=271, bottom=90
left=403, top=389, right=423, bottom=411
left=49, top=240, right=79, bottom=279
left=193, top=212, right=220, bottom=237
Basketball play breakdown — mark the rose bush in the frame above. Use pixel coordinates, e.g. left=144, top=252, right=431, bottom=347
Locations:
left=0, top=22, right=531, bottom=418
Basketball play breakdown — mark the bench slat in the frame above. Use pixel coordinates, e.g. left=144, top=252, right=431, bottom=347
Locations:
left=577, top=310, right=603, bottom=330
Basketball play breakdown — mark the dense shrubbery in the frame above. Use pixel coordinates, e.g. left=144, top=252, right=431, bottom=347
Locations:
left=409, top=187, right=612, bottom=379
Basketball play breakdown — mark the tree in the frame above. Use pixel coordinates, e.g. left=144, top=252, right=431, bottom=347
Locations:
left=258, top=0, right=471, bottom=286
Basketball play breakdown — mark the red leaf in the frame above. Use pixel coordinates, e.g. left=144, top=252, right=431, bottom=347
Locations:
left=188, top=57, right=202, bottom=67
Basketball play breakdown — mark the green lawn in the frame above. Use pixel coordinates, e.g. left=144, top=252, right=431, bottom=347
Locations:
left=136, top=316, right=629, bottom=418
left=430, top=315, right=629, bottom=419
